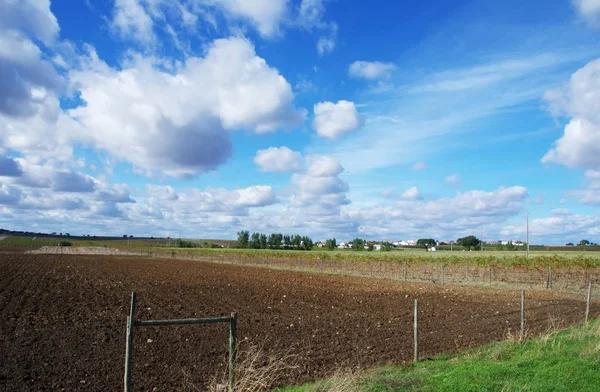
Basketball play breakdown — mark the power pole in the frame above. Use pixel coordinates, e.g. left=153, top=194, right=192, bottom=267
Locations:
left=526, top=210, right=530, bottom=258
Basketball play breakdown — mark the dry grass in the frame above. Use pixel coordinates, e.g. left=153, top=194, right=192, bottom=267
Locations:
left=206, top=343, right=300, bottom=392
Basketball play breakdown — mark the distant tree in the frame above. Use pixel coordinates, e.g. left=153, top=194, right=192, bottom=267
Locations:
left=250, top=232, right=261, bottom=249
left=325, top=238, right=337, bottom=251
left=566, top=242, right=574, bottom=246
left=292, top=234, right=302, bottom=249
left=579, top=239, right=590, bottom=247
left=301, top=236, right=313, bottom=250
left=283, top=234, right=291, bottom=248
left=382, top=241, right=392, bottom=251
left=417, top=238, right=436, bottom=250
left=268, top=233, right=283, bottom=249
left=367, top=243, right=374, bottom=251
left=456, top=236, right=480, bottom=251
left=259, top=233, right=268, bottom=249
left=237, top=230, right=249, bottom=249
left=506, top=241, right=515, bottom=250
left=351, top=238, right=365, bottom=251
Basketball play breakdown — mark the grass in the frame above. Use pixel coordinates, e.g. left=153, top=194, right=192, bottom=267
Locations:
left=4, top=234, right=600, bottom=267
left=275, top=318, right=600, bottom=392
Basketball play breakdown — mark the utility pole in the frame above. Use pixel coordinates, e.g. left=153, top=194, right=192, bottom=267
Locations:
left=526, top=210, right=530, bottom=258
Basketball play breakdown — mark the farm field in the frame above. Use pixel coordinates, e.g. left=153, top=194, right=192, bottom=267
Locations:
left=0, top=253, right=598, bottom=391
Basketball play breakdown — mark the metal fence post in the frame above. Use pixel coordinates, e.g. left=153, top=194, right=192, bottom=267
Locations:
left=229, top=312, right=238, bottom=391
left=124, top=292, right=136, bottom=392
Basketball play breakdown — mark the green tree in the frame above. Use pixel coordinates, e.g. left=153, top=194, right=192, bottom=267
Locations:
left=456, top=236, right=480, bottom=251
left=367, top=243, right=374, bottom=251
left=259, top=233, right=268, bottom=249
left=283, top=234, right=291, bottom=248
left=250, top=232, right=260, bottom=249
left=382, top=241, right=392, bottom=251
left=292, top=234, right=302, bottom=249
left=351, top=238, right=365, bottom=251
left=301, top=236, right=313, bottom=250
left=579, top=239, right=590, bottom=247
left=416, top=238, right=436, bottom=250
left=506, top=241, right=515, bottom=250
left=325, top=238, right=337, bottom=251
left=237, top=230, right=249, bottom=249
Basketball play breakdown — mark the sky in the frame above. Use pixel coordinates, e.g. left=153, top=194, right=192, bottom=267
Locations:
left=1, top=0, right=600, bottom=244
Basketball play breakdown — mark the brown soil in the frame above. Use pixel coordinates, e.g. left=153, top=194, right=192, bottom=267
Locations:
left=0, top=254, right=597, bottom=391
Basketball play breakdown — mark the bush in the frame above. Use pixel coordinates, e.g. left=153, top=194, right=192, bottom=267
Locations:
left=58, top=241, right=72, bottom=247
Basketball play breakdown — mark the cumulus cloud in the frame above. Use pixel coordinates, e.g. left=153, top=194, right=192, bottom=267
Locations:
left=0, top=30, right=62, bottom=118
left=348, top=61, right=397, bottom=80
left=445, top=174, right=461, bottom=184
left=317, top=36, right=335, bottom=55
left=112, top=0, right=155, bottom=45
left=572, top=0, right=600, bottom=26
left=0, top=0, right=59, bottom=45
left=214, top=0, right=288, bottom=38
left=68, top=37, right=305, bottom=177
left=254, top=146, right=303, bottom=173
left=111, top=0, right=288, bottom=44
left=312, top=100, right=362, bottom=139
left=399, top=186, right=422, bottom=201
left=290, top=155, right=349, bottom=215
left=349, top=186, right=528, bottom=239
left=411, top=162, right=427, bottom=171
left=0, top=184, right=21, bottom=205
left=542, top=59, right=600, bottom=169
left=52, top=171, right=96, bottom=193
left=0, top=156, right=23, bottom=177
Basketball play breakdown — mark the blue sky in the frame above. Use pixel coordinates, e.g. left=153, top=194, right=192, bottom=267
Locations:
left=1, top=0, right=600, bottom=244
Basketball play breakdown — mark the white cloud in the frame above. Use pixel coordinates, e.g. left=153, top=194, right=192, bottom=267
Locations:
left=0, top=0, right=59, bottom=45
left=0, top=30, right=62, bottom=118
left=254, top=146, right=303, bottom=173
left=573, top=0, right=600, bottom=26
left=68, top=37, right=305, bottom=177
left=381, top=187, right=394, bottom=197
left=445, top=174, right=461, bottom=184
left=399, top=186, right=422, bottom=201
left=290, top=156, right=349, bottom=219
left=348, top=61, right=397, bottom=80
left=110, top=0, right=289, bottom=44
left=112, top=0, right=155, bottom=45
left=316, top=36, right=335, bottom=55
left=214, top=0, right=288, bottom=38
left=312, top=100, right=361, bottom=139
left=411, top=162, right=427, bottom=171
left=543, top=58, right=600, bottom=169
left=0, top=184, right=21, bottom=205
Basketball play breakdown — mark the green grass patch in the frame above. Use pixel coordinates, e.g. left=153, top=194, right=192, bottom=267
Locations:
left=276, top=318, right=600, bottom=392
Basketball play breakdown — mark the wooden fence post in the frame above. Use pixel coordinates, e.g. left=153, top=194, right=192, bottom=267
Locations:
left=520, top=290, right=525, bottom=342
left=229, top=312, right=238, bottom=391
left=403, top=261, right=407, bottom=281
left=124, top=292, right=136, bottom=392
left=586, top=282, right=592, bottom=325
left=489, top=266, right=492, bottom=287
left=413, top=299, right=419, bottom=362
left=547, top=266, right=553, bottom=290
left=441, top=264, right=445, bottom=284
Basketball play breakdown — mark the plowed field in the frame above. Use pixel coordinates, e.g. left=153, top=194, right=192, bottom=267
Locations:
left=0, top=253, right=597, bottom=391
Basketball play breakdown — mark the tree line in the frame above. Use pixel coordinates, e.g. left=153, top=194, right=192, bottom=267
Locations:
left=236, top=231, right=314, bottom=250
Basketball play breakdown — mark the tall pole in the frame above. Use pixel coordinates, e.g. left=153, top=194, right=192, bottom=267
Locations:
left=526, top=210, right=530, bottom=258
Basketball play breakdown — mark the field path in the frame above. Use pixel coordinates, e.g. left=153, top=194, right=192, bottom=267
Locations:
left=0, top=254, right=597, bottom=391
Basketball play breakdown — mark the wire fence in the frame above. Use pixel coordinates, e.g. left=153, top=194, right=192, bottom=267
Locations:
left=28, top=246, right=600, bottom=297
